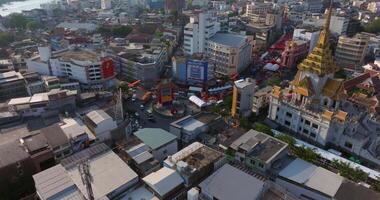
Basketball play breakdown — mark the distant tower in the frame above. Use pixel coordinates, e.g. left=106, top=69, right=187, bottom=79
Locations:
left=78, top=160, right=94, bottom=200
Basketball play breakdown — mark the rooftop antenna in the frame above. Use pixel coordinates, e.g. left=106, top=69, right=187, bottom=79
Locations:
left=78, top=160, right=94, bottom=200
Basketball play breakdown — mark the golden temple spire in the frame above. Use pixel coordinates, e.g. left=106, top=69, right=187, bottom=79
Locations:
left=318, top=1, right=333, bottom=46
left=296, top=0, right=338, bottom=76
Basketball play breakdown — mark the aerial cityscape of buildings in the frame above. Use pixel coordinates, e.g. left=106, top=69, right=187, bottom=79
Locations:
left=1, top=0, right=380, bottom=200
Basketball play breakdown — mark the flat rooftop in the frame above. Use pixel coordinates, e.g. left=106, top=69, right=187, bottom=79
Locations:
left=231, top=130, right=288, bottom=163
left=209, top=33, right=248, bottom=48
left=172, top=112, right=220, bottom=132
left=134, top=128, right=177, bottom=150
left=0, top=71, right=24, bottom=84
left=199, top=164, right=265, bottom=200
left=55, top=49, right=99, bottom=63
left=142, top=167, right=184, bottom=197
left=279, top=158, right=343, bottom=197
left=61, top=143, right=139, bottom=199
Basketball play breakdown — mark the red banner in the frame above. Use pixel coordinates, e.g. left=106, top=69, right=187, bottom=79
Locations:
left=102, top=59, right=114, bottom=78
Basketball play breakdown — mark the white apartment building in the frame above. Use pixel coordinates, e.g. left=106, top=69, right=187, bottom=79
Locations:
left=330, top=15, right=349, bottom=35
left=293, top=28, right=321, bottom=53
left=184, top=11, right=220, bottom=55
left=207, top=33, right=253, bottom=76
left=27, top=47, right=116, bottom=90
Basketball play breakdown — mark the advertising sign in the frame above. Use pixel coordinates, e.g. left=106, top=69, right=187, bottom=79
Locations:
left=186, top=60, right=208, bottom=83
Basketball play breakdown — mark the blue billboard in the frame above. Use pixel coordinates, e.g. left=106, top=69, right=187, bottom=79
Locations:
left=186, top=60, right=208, bottom=84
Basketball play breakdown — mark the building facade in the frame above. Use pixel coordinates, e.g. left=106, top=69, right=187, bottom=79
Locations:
left=207, top=33, right=253, bottom=76
left=27, top=47, right=116, bottom=90
left=281, top=40, right=309, bottom=69
left=231, top=78, right=256, bottom=117
left=184, top=11, right=220, bottom=55
left=335, top=33, right=370, bottom=70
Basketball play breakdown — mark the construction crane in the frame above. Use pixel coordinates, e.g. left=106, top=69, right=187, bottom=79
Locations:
left=78, top=160, right=94, bottom=200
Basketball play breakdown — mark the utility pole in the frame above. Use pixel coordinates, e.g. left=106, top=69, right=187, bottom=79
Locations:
left=78, top=160, right=94, bottom=200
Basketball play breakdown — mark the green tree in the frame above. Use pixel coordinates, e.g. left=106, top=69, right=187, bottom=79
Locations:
left=254, top=122, right=273, bottom=135
left=374, top=178, right=380, bottom=192
left=334, top=69, right=347, bottom=79
left=276, top=134, right=296, bottom=148
left=119, top=83, right=130, bottom=93
left=112, top=26, right=132, bottom=37
left=239, top=117, right=251, bottom=129
left=5, top=13, right=29, bottom=29
left=364, top=19, right=380, bottom=34
left=293, top=146, right=319, bottom=163
left=332, top=160, right=368, bottom=182
left=0, top=32, right=14, bottom=47
left=26, top=21, right=41, bottom=31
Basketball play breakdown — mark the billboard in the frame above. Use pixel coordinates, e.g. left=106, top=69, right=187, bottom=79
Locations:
left=101, top=59, right=114, bottom=79
left=186, top=60, right=208, bottom=84
left=158, top=83, right=174, bottom=104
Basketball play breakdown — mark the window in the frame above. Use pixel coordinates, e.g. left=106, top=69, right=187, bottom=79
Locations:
left=310, top=133, right=316, bottom=138
left=250, top=160, right=256, bottom=165
left=312, top=124, right=318, bottom=129
left=305, top=120, right=311, bottom=125
left=303, top=129, right=309, bottom=134
left=285, top=120, right=291, bottom=126
left=301, top=118, right=304, bottom=122
left=345, top=142, right=353, bottom=149
left=258, top=163, right=264, bottom=168
left=286, top=112, right=292, bottom=118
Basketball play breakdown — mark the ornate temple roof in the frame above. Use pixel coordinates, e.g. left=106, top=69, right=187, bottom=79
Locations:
left=297, top=5, right=339, bottom=76
left=322, top=78, right=347, bottom=100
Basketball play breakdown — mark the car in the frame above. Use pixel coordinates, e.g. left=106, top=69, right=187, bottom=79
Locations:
left=140, top=105, right=144, bottom=110
left=134, top=112, right=139, bottom=117
left=132, top=97, right=136, bottom=102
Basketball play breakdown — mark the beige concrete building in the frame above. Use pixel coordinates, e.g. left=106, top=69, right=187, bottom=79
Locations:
left=207, top=33, right=253, bottom=76
left=335, top=33, right=370, bottom=70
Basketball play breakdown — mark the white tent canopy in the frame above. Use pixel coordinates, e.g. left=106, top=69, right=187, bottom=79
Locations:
left=189, top=95, right=206, bottom=108
left=263, top=63, right=279, bottom=71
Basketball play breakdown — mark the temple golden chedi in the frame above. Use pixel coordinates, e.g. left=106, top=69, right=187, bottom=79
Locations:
left=267, top=4, right=349, bottom=146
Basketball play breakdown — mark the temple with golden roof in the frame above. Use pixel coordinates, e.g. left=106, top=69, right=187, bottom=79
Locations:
left=267, top=5, right=349, bottom=146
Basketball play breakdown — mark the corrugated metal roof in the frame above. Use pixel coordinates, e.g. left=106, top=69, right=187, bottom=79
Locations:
left=33, top=165, right=84, bottom=200
left=199, top=164, right=264, bottom=200
left=134, top=128, right=177, bottom=150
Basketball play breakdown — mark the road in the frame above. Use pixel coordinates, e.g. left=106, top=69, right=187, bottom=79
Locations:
left=123, top=98, right=177, bottom=131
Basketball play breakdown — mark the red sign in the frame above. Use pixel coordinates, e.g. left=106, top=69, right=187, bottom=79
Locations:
left=102, top=59, right=114, bottom=79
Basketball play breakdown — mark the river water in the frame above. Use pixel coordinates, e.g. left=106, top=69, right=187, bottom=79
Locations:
left=0, top=0, right=56, bottom=16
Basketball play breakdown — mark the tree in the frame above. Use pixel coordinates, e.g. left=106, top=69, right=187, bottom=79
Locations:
left=334, top=69, right=347, bottom=79
left=112, top=26, right=132, bottom=37
left=254, top=122, right=273, bottom=135
left=293, top=146, right=319, bottom=163
left=374, top=178, right=380, bottom=192
left=0, top=32, right=14, bottom=47
left=5, top=13, right=29, bottom=29
left=276, top=134, right=296, bottom=148
left=364, top=19, right=380, bottom=34
left=26, top=21, right=41, bottom=31
left=332, top=160, right=368, bottom=183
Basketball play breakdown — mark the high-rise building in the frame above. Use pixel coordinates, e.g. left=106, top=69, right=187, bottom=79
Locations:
left=207, top=33, right=253, bottom=76
left=330, top=15, right=349, bottom=35
left=335, top=33, right=370, bottom=71
left=184, top=11, right=220, bottom=55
